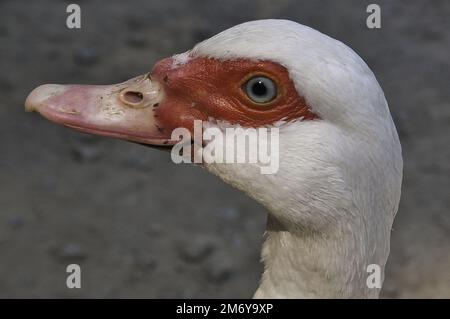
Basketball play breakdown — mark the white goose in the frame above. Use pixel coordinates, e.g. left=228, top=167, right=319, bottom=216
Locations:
left=25, top=20, right=402, bottom=298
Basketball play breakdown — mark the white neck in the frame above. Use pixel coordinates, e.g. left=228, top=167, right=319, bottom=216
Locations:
left=203, top=120, right=400, bottom=299
left=254, top=214, right=381, bottom=298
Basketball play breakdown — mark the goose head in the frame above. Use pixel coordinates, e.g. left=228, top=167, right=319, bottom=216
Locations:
left=25, top=19, right=402, bottom=298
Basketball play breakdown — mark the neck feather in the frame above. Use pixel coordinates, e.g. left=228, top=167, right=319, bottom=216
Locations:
left=254, top=214, right=382, bottom=298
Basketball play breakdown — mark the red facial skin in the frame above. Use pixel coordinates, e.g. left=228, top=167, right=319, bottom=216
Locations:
left=25, top=56, right=319, bottom=146
left=151, top=57, right=318, bottom=135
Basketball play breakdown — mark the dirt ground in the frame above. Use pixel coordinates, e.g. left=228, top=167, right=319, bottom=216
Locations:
left=0, top=0, right=449, bottom=298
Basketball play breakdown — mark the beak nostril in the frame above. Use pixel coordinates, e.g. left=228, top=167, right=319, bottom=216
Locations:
left=118, top=77, right=161, bottom=109
left=122, top=91, right=144, bottom=105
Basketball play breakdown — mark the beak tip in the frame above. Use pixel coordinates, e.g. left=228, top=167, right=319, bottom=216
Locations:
left=25, top=84, right=67, bottom=113
left=24, top=94, right=36, bottom=112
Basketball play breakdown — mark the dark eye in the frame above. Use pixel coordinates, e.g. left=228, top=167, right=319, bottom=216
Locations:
left=244, top=76, right=277, bottom=104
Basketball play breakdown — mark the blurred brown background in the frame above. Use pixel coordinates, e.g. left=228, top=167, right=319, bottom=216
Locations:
left=0, top=0, right=449, bottom=298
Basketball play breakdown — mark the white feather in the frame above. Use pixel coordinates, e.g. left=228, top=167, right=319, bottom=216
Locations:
left=183, top=20, right=402, bottom=298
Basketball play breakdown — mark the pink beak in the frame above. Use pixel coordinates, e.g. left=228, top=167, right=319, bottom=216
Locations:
left=25, top=74, right=175, bottom=145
